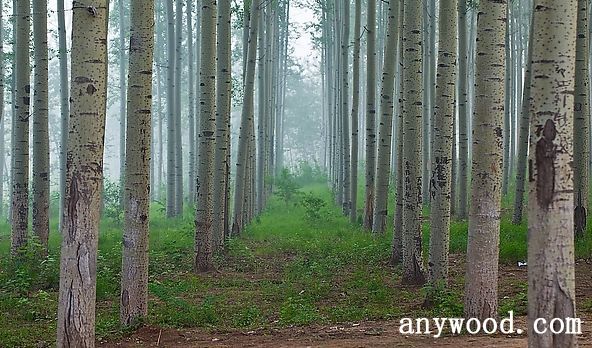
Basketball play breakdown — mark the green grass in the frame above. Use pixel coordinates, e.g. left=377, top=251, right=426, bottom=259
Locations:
left=1, top=180, right=592, bottom=347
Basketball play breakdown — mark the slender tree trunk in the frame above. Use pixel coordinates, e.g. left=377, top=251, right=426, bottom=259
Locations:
left=450, top=100, right=457, bottom=217
left=120, top=0, right=154, bottom=326
left=0, top=0, right=3, bottom=221
left=32, top=0, right=50, bottom=252
left=456, top=0, right=469, bottom=220
left=214, top=0, right=232, bottom=247
left=502, top=5, right=511, bottom=196
left=56, top=1, right=109, bottom=345
left=464, top=0, right=506, bottom=320
left=512, top=10, right=534, bottom=225
left=349, top=0, right=361, bottom=223
left=119, top=0, right=127, bottom=208
left=528, top=1, right=577, bottom=347
left=573, top=0, right=589, bottom=237
left=256, top=7, right=266, bottom=214
left=421, top=0, right=432, bottom=207
left=195, top=0, right=217, bottom=272
left=187, top=0, right=196, bottom=205
left=8, top=0, right=15, bottom=226
left=340, top=0, right=350, bottom=216
left=57, top=0, right=69, bottom=230
left=392, top=2, right=404, bottom=264
left=401, top=0, right=426, bottom=285
left=232, top=0, right=259, bottom=236
left=174, top=0, right=183, bottom=215
left=194, top=5, right=202, bottom=201
left=428, top=0, right=457, bottom=285
left=165, top=0, right=176, bottom=217
left=11, top=0, right=31, bottom=254
left=371, top=0, right=399, bottom=234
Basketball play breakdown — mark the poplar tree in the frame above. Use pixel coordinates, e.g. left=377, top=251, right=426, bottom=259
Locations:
left=120, top=0, right=155, bottom=325
left=527, top=1, right=578, bottom=346
left=464, top=0, right=507, bottom=320
left=56, top=1, right=109, bottom=344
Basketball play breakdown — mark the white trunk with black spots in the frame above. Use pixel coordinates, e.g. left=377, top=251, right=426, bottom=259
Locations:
left=11, top=0, right=30, bottom=254
left=350, top=0, right=361, bottom=224
left=371, top=0, right=399, bottom=234
left=464, top=0, right=506, bottom=320
left=57, top=0, right=69, bottom=231
left=232, top=0, right=259, bottom=236
left=428, top=0, right=457, bottom=285
left=528, top=1, right=577, bottom=346
left=56, top=2, right=109, bottom=345
left=195, top=0, right=217, bottom=272
left=456, top=0, right=469, bottom=220
left=214, top=0, right=232, bottom=247
left=165, top=0, right=176, bottom=217
left=120, top=0, right=154, bottom=326
left=32, top=0, right=50, bottom=253
left=401, top=0, right=426, bottom=285
left=573, top=0, right=589, bottom=237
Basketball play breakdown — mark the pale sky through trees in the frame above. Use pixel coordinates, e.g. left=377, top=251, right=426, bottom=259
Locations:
left=3, top=0, right=319, bottom=183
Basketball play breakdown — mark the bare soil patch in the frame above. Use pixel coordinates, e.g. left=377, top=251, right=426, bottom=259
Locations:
left=99, top=260, right=592, bottom=347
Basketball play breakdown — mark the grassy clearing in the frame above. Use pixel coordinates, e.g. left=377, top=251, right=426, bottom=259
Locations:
left=1, top=179, right=592, bottom=347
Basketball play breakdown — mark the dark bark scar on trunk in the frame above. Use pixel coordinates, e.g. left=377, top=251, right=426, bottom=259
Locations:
left=535, top=119, right=556, bottom=209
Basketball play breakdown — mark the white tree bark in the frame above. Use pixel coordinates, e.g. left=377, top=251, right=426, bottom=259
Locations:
left=428, top=0, right=457, bottom=284
left=464, top=0, right=506, bottom=320
left=11, top=0, right=30, bottom=254
left=120, top=0, right=155, bottom=325
left=527, top=1, right=578, bottom=346
left=56, top=1, right=109, bottom=345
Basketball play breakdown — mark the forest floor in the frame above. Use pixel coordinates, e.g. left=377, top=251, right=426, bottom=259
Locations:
left=3, top=182, right=592, bottom=347
left=99, top=256, right=592, bottom=347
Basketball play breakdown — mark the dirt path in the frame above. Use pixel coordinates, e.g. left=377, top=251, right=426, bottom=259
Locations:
left=99, top=260, right=592, bottom=347
left=98, top=316, right=592, bottom=347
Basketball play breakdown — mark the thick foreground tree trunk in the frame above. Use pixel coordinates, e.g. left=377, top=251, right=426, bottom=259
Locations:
left=56, top=1, right=109, bottom=345
left=527, top=1, right=578, bottom=347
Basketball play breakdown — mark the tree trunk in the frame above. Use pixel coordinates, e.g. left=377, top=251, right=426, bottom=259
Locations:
left=464, top=0, right=506, bottom=320
left=573, top=0, right=589, bottom=237
left=56, top=1, right=109, bottom=345
left=57, top=0, right=69, bottom=231
left=233, top=0, right=260, bottom=236
left=165, top=0, right=176, bottom=217
left=340, top=0, right=350, bottom=216
left=502, top=4, right=511, bottom=196
left=456, top=0, right=469, bottom=220
left=401, top=0, right=426, bottom=285
left=421, top=0, right=432, bottom=208
left=120, top=0, right=154, bottom=326
left=371, top=0, right=399, bottom=234
left=195, top=0, right=217, bottom=272
left=512, top=9, right=534, bottom=225
left=119, top=0, right=127, bottom=209
left=187, top=0, right=195, bottom=205
left=0, top=0, right=3, bottom=220
left=256, top=7, right=266, bottom=214
left=528, top=1, right=578, bottom=346
left=11, top=0, right=31, bottom=254
left=428, top=0, right=457, bottom=285
left=32, top=0, right=50, bottom=253
left=392, top=2, right=404, bottom=264
left=349, top=0, right=361, bottom=224
left=174, top=0, right=183, bottom=215
left=214, top=0, right=232, bottom=247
